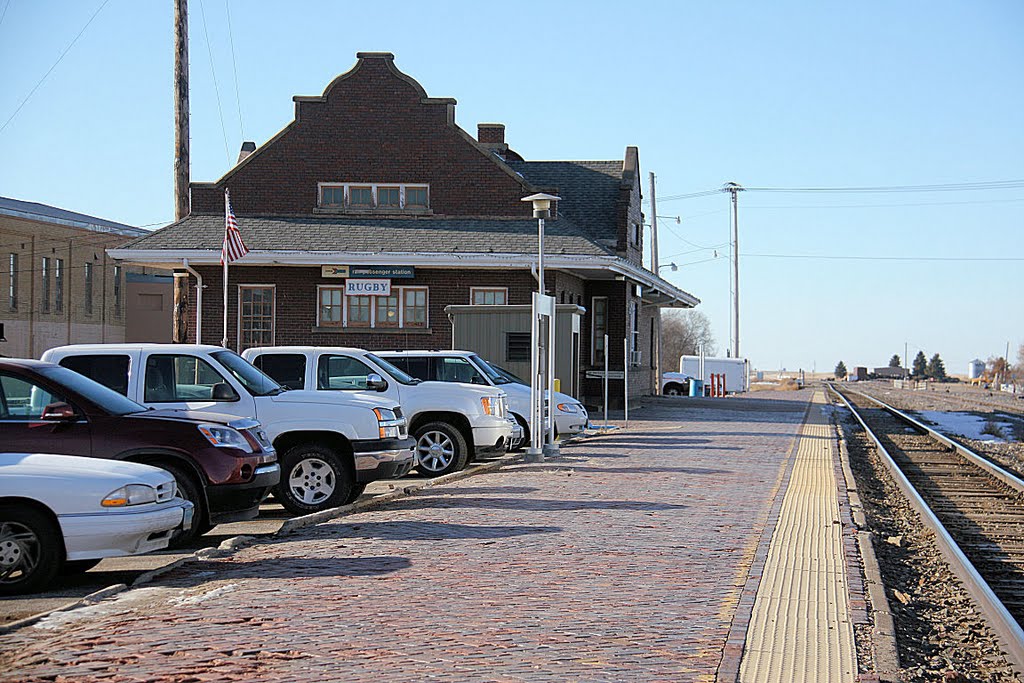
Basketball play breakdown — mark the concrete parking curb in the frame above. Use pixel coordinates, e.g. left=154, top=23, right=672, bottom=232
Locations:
left=0, top=583, right=128, bottom=635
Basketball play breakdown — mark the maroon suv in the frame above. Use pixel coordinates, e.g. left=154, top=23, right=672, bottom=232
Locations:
left=0, top=359, right=279, bottom=543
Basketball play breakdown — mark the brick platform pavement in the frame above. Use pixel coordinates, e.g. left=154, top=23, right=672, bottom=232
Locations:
left=0, top=391, right=813, bottom=682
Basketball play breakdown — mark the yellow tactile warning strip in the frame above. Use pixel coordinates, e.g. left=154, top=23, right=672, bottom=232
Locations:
left=738, top=391, right=857, bottom=683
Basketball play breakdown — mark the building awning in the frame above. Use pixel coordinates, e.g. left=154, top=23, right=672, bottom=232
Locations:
left=108, top=247, right=700, bottom=309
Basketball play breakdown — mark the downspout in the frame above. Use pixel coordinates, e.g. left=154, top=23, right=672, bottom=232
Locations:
left=182, top=258, right=203, bottom=343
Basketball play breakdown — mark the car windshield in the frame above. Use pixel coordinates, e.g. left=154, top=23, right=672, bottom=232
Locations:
left=211, top=350, right=286, bottom=397
left=37, top=365, right=147, bottom=416
left=470, top=356, right=511, bottom=384
left=488, top=362, right=528, bottom=386
left=365, top=353, right=421, bottom=386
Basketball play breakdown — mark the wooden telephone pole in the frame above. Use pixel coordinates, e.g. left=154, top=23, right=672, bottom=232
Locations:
left=172, top=0, right=190, bottom=343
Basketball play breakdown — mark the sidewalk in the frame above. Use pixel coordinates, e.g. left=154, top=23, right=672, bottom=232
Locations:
left=1, top=391, right=815, bottom=682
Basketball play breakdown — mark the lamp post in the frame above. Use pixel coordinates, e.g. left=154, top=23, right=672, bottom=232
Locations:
left=521, top=192, right=561, bottom=462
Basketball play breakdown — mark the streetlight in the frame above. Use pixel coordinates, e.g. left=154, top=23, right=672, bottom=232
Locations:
left=521, top=192, right=561, bottom=462
left=658, top=262, right=678, bottom=273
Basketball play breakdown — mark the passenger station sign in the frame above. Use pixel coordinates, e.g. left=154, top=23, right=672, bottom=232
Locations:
left=322, top=265, right=415, bottom=279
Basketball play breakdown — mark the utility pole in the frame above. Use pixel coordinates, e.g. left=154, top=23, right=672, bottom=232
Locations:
left=649, top=172, right=659, bottom=272
left=723, top=182, right=744, bottom=359
left=172, top=0, right=190, bottom=343
left=649, top=171, right=662, bottom=394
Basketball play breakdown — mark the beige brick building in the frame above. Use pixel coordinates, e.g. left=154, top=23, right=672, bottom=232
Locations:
left=0, top=197, right=171, bottom=358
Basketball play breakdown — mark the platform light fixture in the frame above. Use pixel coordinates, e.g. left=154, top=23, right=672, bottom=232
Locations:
left=521, top=192, right=561, bottom=462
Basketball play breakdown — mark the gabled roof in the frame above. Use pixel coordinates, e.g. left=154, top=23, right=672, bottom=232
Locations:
left=505, top=160, right=625, bottom=243
left=0, top=196, right=146, bottom=237
left=118, top=214, right=610, bottom=256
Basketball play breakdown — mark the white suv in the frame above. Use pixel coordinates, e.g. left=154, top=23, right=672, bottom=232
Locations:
left=378, top=351, right=589, bottom=444
left=241, top=347, right=518, bottom=478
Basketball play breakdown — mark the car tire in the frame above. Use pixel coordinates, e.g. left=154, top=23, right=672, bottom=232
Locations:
left=0, top=505, right=62, bottom=596
left=664, top=382, right=686, bottom=396
left=343, top=482, right=367, bottom=505
left=414, top=422, right=469, bottom=477
left=160, top=464, right=209, bottom=547
left=275, top=444, right=356, bottom=516
left=61, top=559, right=102, bottom=575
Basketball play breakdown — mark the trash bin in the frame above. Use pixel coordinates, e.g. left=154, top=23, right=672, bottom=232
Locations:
left=689, top=379, right=703, bottom=397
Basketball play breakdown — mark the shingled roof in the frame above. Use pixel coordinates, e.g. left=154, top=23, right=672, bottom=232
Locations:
left=505, top=160, right=625, bottom=243
left=119, top=214, right=611, bottom=256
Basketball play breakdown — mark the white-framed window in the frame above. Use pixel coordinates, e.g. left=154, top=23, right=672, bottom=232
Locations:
left=591, top=296, right=608, bottom=365
left=238, top=285, right=276, bottom=349
left=84, top=262, right=93, bottom=315
left=8, top=253, right=17, bottom=310
left=317, top=182, right=430, bottom=211
left=113, top=265, right=122, bottom=318
left=41, top=257, right=51, bottom=313
left=470, top=287, right=508, bottom=305
left=54, top=258, right=64, bottom=313
left=317, top=285, right=428, bottom=329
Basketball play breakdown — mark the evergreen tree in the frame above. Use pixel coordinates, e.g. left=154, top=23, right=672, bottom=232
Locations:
left=912, top=351, right=928, bottom=378
left=927, top=353, right=947, bottom=381
left=835, top=361, right=847, bottom=379
left=888, top=354, right=902, bottom=368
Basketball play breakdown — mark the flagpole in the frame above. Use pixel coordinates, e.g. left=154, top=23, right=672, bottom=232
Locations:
left=222, top=189, right=229, bottom=348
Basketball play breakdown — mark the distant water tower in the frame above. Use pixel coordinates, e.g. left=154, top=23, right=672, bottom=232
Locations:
left=968, top=359, right=985, bottom=379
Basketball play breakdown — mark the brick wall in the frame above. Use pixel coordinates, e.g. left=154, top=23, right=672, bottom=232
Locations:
left=190, top=54, right=534, bottom=219
left=188, top=265, right=545, bottom=351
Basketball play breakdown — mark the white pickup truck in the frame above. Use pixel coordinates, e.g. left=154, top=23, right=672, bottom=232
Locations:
left=41, top=344, right=415, bottom=516
left=240, top=346, right=518, bottom=477
left=378, top=350, right=589, bottom=443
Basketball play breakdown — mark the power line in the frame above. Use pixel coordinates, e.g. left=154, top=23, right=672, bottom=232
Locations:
left=746, top=197, right=1024, bottom=210
left=225, top=0, right=244, bottom=140
left=197, top=0, right=232, bottom=166
left=743, top=253, right=1024, bottom=262
left=0, top=0, right=111, bottom=136
left=0, top=0, right=11, bottom=29
left=745, top=179, right=1024, bottom=194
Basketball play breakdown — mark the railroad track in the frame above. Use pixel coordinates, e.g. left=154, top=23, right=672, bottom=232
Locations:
left=829, top=384, right=1024, bottom=671
left=877, top=383, right=1024, bottom=417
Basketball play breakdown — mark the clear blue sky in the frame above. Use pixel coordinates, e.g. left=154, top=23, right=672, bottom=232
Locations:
left=1, top=0, right=1021, bottom=374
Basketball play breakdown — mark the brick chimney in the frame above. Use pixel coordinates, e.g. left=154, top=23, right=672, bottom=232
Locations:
left=477, top=123, right=505, bottom=145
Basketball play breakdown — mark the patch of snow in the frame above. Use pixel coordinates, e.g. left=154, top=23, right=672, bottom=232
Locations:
left=169, top=582, right=238, bottom=606
left=915, top=410, right=1018, bottom=443
left=33, top=587, right=172, bottom=630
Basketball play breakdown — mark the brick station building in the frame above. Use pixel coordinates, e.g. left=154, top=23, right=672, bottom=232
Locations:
left=112, top=52, right=699, bottom=407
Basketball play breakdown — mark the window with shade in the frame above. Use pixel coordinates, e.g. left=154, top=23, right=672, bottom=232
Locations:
left=317, top=183, right=430, bottom=212
left=317, top=285, right=428, bottom=329
left=470, top=287, right=507, bottom=305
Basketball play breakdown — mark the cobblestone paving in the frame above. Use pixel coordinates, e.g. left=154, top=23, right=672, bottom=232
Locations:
left=0, top=392, right=810, bottom=682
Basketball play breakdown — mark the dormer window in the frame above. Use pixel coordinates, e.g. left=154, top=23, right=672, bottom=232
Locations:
left=317, top=182, right=430, bottom=213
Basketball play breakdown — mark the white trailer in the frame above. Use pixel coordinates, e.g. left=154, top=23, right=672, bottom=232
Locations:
left=679, top=355, right=749, bottom=394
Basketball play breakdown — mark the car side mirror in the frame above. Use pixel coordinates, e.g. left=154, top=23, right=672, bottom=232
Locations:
left=366, top=374, right=388, bottom=392
left=211, top=383, right=239, bottom=401
left=41, top=402, right=76, bottom=421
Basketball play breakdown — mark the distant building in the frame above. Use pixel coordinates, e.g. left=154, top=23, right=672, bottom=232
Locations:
left=0, top=197, right=171, bottom=358
left=968, top=359, right=986, bottom=379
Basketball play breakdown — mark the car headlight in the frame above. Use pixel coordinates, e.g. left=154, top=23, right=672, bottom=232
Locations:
left=197, top=424, right=253, bottom=453
left=102, top=484, right=158, bottom=507
left=374, top=407, right=404, bottom=439
left=556, top=402, right=581, bottom=413
left=481, top=396, right=504, bottom=416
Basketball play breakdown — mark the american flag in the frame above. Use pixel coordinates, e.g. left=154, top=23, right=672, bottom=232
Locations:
left=222, top=190, right=249, bottom=264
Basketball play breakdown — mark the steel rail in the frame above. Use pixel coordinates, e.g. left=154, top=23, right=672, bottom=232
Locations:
left=849, top=388, right=1024, bottom=495
left=828, top=383, right=1024, bottom=673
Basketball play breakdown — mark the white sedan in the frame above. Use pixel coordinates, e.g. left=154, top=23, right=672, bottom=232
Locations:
left=0, top=453, right=193, bottom=595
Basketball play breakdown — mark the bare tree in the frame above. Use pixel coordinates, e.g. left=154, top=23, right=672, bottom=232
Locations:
left=662, top=310, right=717, bottom=372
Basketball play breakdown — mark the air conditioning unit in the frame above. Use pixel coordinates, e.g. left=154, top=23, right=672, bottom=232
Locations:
left=630, top=350, right=642, bottom=367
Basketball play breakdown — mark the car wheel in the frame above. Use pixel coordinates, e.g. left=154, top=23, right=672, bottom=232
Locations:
left=414, top=422, right=469, bottom=477
left=0, top=505, right=62, bottom=596
left=161, top=464, right=209, bottom=547
left=275, top=444, right=356, bottom=515
left=664, top=383, right=684, bottom=396
left=61, top=559, right=102, bottom=575
left=343, top=482, right=367, bottom=505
